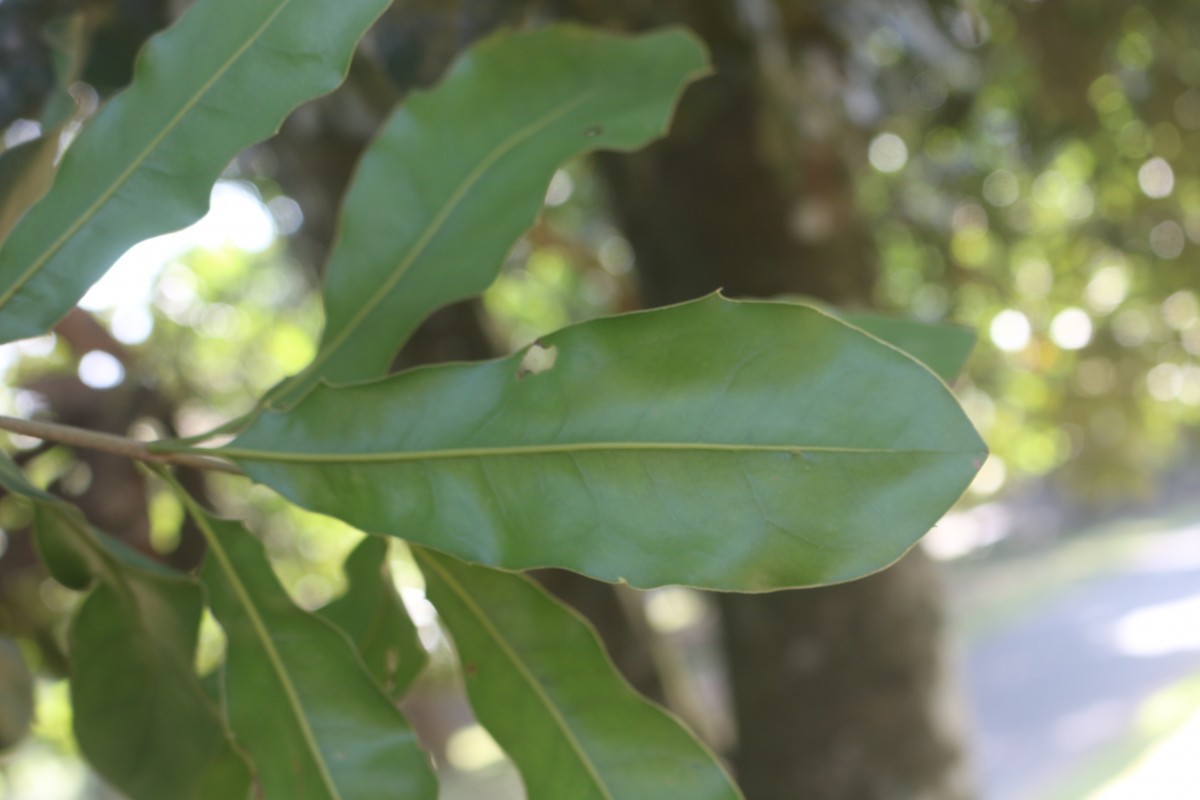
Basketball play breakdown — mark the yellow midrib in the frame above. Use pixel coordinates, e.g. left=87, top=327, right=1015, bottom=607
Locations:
left=219, top=441, right=963, bottom=464
left=418, top=551, right=615, bottom=800
left=281, top=91, right=596, bottom=394
left=187, top=505, right=344, bottom=800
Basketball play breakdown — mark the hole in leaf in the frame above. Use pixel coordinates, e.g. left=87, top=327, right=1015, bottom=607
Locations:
left=516, top=342, right=557, bottom=379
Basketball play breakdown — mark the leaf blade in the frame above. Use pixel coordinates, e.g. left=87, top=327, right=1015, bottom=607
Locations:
left=271, top=24, right=708, bottom=404
left=0, top=0, right=391, bottom=343
left=0, top=637, right=34, bottom=753
left=0, top=132, right=61, bottom=247
left=0, top=454, right=253, bottom=800
left=224, top=296, right=986, bottom=591
left=68, top=572, right=252, bottom=800
left=417, top=549, right=740, bottom=800
left=177, top=493, right=436, bottom=800
left=839, top=312, right=976, bottom=383
left=318, top=535, right=428, bottom=700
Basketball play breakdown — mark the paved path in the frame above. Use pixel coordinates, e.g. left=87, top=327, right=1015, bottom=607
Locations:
left=963, top=524, right=1200, bottom=800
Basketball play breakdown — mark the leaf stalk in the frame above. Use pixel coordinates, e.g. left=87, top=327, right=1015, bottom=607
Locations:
left=0, top=414, right=242, bottom=475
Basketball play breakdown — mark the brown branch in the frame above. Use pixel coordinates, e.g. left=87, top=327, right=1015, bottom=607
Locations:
left=0, top=414, right=242, bottom=475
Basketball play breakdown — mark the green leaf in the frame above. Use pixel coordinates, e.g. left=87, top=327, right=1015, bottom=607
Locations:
left=0, top=637, right=34, bottom=752
left=777, top=297, right=976, bottom=383
left=0, top=133, right=61, bottom=247
left=0, top=454, right=253, bottom=799
left=270, top=24, right=708, bottom=406
left=839, top=312, right=975, bottom=383
left=0, top=13, right=87, bottom=247
left=318, top=535, right=428, bottom=700
left=69, top=567, right=253, bottom=800
left=417, top=548, right=741, bottom=799
left=0, top=450, right=60, bottom=507
left=0, top=452, right=92, bottom=588
left=0, top=0, right=391, bottom=344
left=221, top=296, right=987, bottom=591
left=177, top=491, right=437, bottom=800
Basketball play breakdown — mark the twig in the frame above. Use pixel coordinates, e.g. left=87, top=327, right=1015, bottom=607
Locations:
left=0, top=414, right=243, bottom=476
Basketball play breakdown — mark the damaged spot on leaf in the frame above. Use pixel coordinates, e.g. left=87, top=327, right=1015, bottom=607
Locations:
left=516, top=342, right=558, bottom=379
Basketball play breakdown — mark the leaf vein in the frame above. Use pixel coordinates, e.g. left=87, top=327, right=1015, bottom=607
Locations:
left=223, top=442, right=967, bottom=464
left=183, top=497, right=343, bottom=800
left=0, top=2, right=292, bottom=308
left=286, top=90, right=597, bottom=391
left=418, top=552, right=615, bottom=800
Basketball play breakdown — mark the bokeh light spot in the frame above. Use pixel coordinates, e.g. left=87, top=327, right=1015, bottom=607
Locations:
left=1050, top=307, right=1093, bottom=350
left=77, top=351, right=125, bottom=389
left=868, top=133, right=908, bottom=173
left=446, top=724, right=507, bottom=772
left=983, top=170, right=1020, bottom=207
left=1162, top=291, right=1198, bottom=330
left=1149, top=221, right=1185, bottom=259
left=110, top=306, right=154, bottom=344
left=1086, top=264, right=1130, bottom=313
left=990, top=309, right=1032, bottom=352
left=544, top=169, right=574, bottom=207
left=1138, top=158, right=1175, bottom=198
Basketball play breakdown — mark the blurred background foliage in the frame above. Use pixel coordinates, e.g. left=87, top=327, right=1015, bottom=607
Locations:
left=849, top=1, right=1200, bottom=506
left=2, top=0, right=1200, bottom=798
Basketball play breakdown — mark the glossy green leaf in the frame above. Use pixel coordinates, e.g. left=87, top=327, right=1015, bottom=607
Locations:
left=0, top=0, right=391, bottom=344
left=222, top=296, right=987, bottom=591
left=270, top=24, right=708, bottom=406
left=417, top=548, right=740, bottom=799
left=840, top=312, right=975, bottom=383
left=0, top=454, right=253, bottom=799
left=177, top=491, right=436, bottom=800
left=318, top=535, right=428, bottom=700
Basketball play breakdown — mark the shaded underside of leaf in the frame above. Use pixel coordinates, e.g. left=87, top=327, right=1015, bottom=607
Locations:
left=0, top=453, right=252, bottom=800
left=0, top=637, right=34, bottom=752
left=182, top=497, right=436, bottom=800
left=69, top=573, right=253, bottom=800
left=0, top=0, right=392, bottom=344
left=224, top=296, right=986, bottom=591
left=417, top=548, right=741, bottom=800
left=271, top=23, right=709, bottom=405
left=318, top=535, right=428, bottom=700
left=0, top=132, right=61, bottom=246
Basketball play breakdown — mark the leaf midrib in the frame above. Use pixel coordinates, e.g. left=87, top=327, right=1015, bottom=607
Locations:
left=221, top=441, right=971, bottom=464
left=0, top=1, right=292, bottom=307
left=185, top=500, right=343, bottom=800
left=279, top=90, right=596, bottom=396
left=418, top=551, right=614, bottom=800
